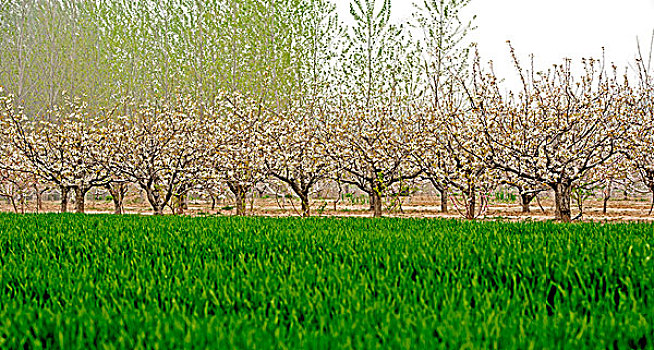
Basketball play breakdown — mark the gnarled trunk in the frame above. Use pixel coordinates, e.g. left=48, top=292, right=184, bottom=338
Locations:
left=18, top=195, right=26, bottom=214
left=228, top=182, right=248, bottom=216
left=520, top=192, right=537, bottom=214
left=74, top=186, right=87, bottom=214
left=145, top=188, right=165, bottom=216
left=173, top=193, right=188, bottom=215
left=369, top=193, right=375, bottom=211
left=465, top=185, right=476, bottom=220
left=299, top=192, right=310, bottom=218
left=35, top=188, right=44, bottom=213
left=552, top=181, right=572, bottom=222
left=440, top=188, right=448, bottom=213
left=371, top=190, right=382, bottom=218
left=112, top=184, right=126, bottom=214
left=60, top=185, right=70, bottom=213
left=113, top=193, right=125, bottom=215
left=153, top=206, right=165, bottom=216
left=106, top=183, right=127, bottom=215
left=9, top=195, right=18, bottom=214
left=429, top=179, right=448, bottom=213
left=235, top=192, right=246, bottom=216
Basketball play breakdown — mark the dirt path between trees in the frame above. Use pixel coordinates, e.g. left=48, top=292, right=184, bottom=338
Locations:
left=4, top=196, right=654, bottom=223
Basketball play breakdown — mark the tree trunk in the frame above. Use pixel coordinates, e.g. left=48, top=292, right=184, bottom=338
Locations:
left=153, top=206, right=164, bottom=216
left=106, top=183, right=126, bottom=215
left=60, top=185, right=70, bottom=213
left=173, top=195, right=183, bottom=215
left=113, top=193, right=124, bottom=215
left=553, top=181, right=572, bottom=222
left=211, top=195, right=216, bottom=211
left=228, top=182, right=248, bottom=216
left=440, top=188, right=448, bottom=213
left=369, top=193, right=375, bottom=211
left=145, top=188, right=165, bottom=215
left=9, top=195, right=18, bottom=214
left=371, top=190, right=382, bottom=218
left=300, top=193, right=310, bottom=217
left=19, top=195, right=26, bottom=214
left=36, top=189, right=43, bottom=213
left=235, top=192, right=246, bottom=216
left=429, top=179, right=448, bottom=213
left=520, top=192, right=536, bottom=214
left=74, top=186, right=86, bottom=214
left=602, top=193, right=611, bottom=215
left=465, top=187, right=476, bottom=220
left=173, top=193, right=188, bottom=215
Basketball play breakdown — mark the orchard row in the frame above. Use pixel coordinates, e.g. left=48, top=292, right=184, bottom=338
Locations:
left=1, top=0, right=652, bottom=221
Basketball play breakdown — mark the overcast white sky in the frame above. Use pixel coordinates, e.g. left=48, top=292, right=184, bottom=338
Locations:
left=332, top=0, right=654, bottom=87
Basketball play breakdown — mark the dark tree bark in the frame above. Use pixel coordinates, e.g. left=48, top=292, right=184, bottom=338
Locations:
left=299, top=192, right=310, bottom=217
left=60, top=185, right=70, bottom=213
left=520, top=192, right=537, bottom=214
left=227, top=182, right=248, bottom=216
left=371, top=190, right=382, bottom=218
left=106, top=183, right=127, bottom=215
left=427, top=178, right=448, bottom=213
left=270, top=172, right=319, bottom=218
left=440, top=188, right=448, bottom=213
left=35, top=187, right=44, bottom=213
left=145, top=188, right=166, bottom=216
left=464, top=185, right=476, bottom=220
left=173, top=193, right=189, bottom=215
left=74, top=186, right=88, bottom=214
left=8, top=195, right=18, bottom=214
left=369, top=192, right=376, bottom=211
left=552, top=181, right=572, bottom=222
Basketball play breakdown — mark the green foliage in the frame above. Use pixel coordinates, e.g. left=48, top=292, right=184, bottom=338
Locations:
left=0, top=0, right=341, bottom=115
left=344, top=0, right=419, bottom=108
left=0, top=214, right=652, bottom=348
left=413, top=0, right=477, bottom=108
left=494, top=190, right=517, bottom=203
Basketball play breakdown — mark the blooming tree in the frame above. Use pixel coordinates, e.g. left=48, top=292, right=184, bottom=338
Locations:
left=625, top=38, right=654, bottom=214
left=103, top=97, right=209, bottom=215
left=464, top=47, right=632, bottom=222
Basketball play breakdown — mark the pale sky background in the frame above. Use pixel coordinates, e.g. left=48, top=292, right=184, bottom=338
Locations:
left=331, top=0, right=654, bottom=88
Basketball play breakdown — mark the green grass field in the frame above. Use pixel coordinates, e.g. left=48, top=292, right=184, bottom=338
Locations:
left=0, top=214, right=652, bottom=349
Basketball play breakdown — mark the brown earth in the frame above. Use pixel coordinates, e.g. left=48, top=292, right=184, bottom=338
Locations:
left=2, top=194, right=653, bottom=223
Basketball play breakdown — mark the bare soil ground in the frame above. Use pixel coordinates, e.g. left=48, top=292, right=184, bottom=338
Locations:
left=3, top=194, right=654, bottom=223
